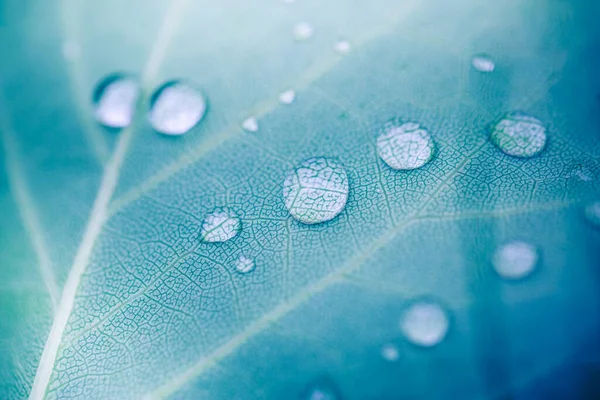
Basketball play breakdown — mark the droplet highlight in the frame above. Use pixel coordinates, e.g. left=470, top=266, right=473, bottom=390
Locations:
left=334, top=40, right=351, bottom=54
left=242, top=117, right=258, bottom=133
left=302, top=379, right=341, bottom=400
left=471, top=55, right=495, bottom=72
left=381, top=343, right=399, bottom=362
left=401, top=301, right=449, bottom=347
left=200, top=209, right=240, bottom=243
left=490, top=112, right=546, bottom=158
left=149, top=81, right=207, bottom=136
left=294, top=22, right=313, bottom=40
left=493, top=241, right=537, bottom=280
left=584, top=201, right=600, bottom=228
left=93, top=75, right=139, bottom=129
left=377, top=121, right=435, bottom=170
left=279, top=90, right=296, bottom=105
left=283, top=157, right=349, bottom=225
left=235, top=256, right=255, bottom=274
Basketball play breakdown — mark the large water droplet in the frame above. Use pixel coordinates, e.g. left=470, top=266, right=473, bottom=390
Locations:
left=400, top=301, right=449, bottom=347
left=149, top=81, right=207, bottom=136
left=381, top=343, right=399, bottom=362
left=490, top=112, right=547, bottom=158
left=200, top=209, right=240, bottom=242
left=283, top=157, right=349, bottom=224
left=492, top=241, right=538, bottom=280
left=471, top=55, right=495, bottom=72
left=377, top=121, right=435, bottom=170
left=492, top=241, right=538, bottom=279
left=235, top=256, right=255, bottom=274
left=584, top=201, right=600, bottom=228
left=93, top=75, right=139, bottom=129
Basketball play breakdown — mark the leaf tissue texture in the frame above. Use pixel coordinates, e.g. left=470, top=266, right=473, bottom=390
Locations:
left=1, top=0, right=600, bottom=399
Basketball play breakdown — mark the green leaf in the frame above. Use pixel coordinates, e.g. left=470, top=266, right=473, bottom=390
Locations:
left=1, top=0, right=600, bottom=399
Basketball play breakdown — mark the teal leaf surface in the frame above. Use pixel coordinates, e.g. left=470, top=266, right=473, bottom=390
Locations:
left=1, top=0, right=600, bottom=399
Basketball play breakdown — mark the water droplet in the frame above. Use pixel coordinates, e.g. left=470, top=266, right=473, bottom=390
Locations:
left=471, top=55, right=495, bottom=72
left=294, top=22, right=313, bottom=40
left=302, top=379, right=341, bottom=400
left=492, top=241, right=538, bottom=280
left=381, top=343, right=399, bottom=362
left=93, top=74, right=139, bottom=129
left=377, top=120, right=435, bottom=170
left=279, top=90, right=296, bottom=105
left=149, top=81, right=207, bottom=136
left=334, top=40, right=351, bottom=54
left=584, top=202, right=600, bottom=228
left=400, top=301, right=449, bottom=347
left=200, top=209, right=240, bottom=242
left=235, top=256, right=255, bottom=274
left=490, top=112, right=547, bottom=158
left=242, top=117, right=259, bottom=132
left=283, top=157, right=349, bottom=225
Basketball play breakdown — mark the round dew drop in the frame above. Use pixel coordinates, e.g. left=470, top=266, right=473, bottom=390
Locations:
left=471, top=55, right=495, bottom=72
left=283, top=157, right=349, bottom=225
left=381, top=343, right=399, bottom=362
left=490, top=111, right=547, bottom=158
left=235, top=256, right=255, bottom=274
left=493, top=241, right=538, bottom=280
left=200, top=209, right=240, bottom=243
left=93, top=74, right=139, bottom=129
left=377, top=121, right=435, bottom=170
left=400, top=301, right=449, bottom=347
left=149, top=81, right=207, bottom=136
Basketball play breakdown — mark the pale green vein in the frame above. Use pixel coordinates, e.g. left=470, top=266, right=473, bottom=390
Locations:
left=144, top=140, right=489, bottom=399
left=107, top=0, right=423, bottom=218
left=60, top=0, right=110, bottom=165
left=28, top=1, right=190, bottom=398
left=0, top=97, right=60, bottom=312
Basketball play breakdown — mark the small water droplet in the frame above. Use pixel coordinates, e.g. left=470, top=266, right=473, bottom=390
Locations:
left=381, top=343, right=399, bottom=362
left=302, top=379, right=341, bottom=400
left=235, top=256, right=255, bottom=273
left=242, top=117, right=259, bottom=132
left=493, top=241, right=538, bottom=280
left=149, top=81, right=207, bottom=136
left=471, top=55, right=495, bottom=72
left=62, top=41, right=81, bottom=61
left=334, top=40, right=351, bottom=54
left=283, top=157, right=349, bottom=225
left=585, top=202, right=600, bottom=228
left=279, top=90, right=296, bottom=105
left=401, top=301, right=449, bottom=347
left=294, top=22, right=313, bottom=40
left=377, top=120, right=435, bottom=170
left=490, top=112, right=547, bottom=158
left=93, top=74, right=139, bottom=129
left=200, top=209, right=240, bottom=242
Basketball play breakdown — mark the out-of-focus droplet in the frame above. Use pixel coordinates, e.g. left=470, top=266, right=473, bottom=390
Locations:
left=400, top=301, right=449, bottom=347
left=492, top=241, right=538, bottom=280
left=149, top=81, right=207, bottom=136
left=334, top=40, right=351, bottom=54
left=279, top=90, right=296, bottom=105
left=242, top=117, right=259, bottom=133
left=283, top=157, right=349, bottom=224
left=294, top=22, right=313, bottom=40
left=93, top=74, right=139, bottom=129
left=471, top=55, right=495, bottom=72
left=585, top=202, right=600, bottom=228
left=381, top=343, right=399, bottom=362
